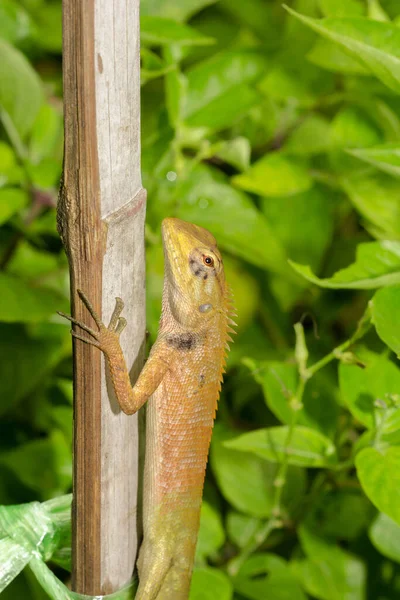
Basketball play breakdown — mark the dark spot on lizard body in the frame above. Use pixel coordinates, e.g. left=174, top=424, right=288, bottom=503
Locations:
left=166, top=332, right=198, bottom=351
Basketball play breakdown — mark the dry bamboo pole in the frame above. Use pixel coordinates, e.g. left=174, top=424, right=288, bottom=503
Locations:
left=58, top=0, right=145, bottom=594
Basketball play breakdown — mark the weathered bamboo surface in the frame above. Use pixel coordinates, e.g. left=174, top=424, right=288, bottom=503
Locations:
left=59, top=0, right=145, bottom=594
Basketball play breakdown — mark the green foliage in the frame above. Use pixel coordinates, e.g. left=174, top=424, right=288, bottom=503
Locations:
left=3, top=0, right=400, bottom=598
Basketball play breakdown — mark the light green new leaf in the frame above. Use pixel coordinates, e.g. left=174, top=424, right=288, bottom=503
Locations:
left=285, top=8, right=400, bottom=94
left=141, top=16, right=214, bottom=47
left=341, top=170, right=400, bottom=239
left=184, top=50, right=266, bottom=131
left=190, top=568, right=232, bottom=600
left=0, top=273, right=67, bottom=322
left=233, top=152, right=312, bottom=197
left=356, top=446, right=400, bottom=526
left=370, top=512, right=400, bottom=563
left=225, top=426, right=337, bottom=468
left=348, top=143, right=400, bottom=178
left=196, top=502, right=225, bottom=562
left=234, top=554, right=307, bottom=600
left=0, top=188, right=28, bottom=225
left=339, top=349, right=400, bottom=430
left=371, top=284, right=400, bottom=356
left=290, top=241, right=400, bottom=289
left=0, top=38, right=43, bottom=138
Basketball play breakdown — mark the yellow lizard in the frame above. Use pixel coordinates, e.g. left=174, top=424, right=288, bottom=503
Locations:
left=60, top=217, right=235, bottom=599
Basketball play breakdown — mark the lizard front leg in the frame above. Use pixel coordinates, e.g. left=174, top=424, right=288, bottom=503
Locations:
left=59, top=289, right=169, bottom=414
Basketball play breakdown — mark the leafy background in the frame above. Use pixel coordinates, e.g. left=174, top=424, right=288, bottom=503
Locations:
left=2, top=0, right=400, bottom=598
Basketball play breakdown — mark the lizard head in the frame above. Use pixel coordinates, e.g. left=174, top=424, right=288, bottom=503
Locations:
left=161, top=217, right=227, bottom=328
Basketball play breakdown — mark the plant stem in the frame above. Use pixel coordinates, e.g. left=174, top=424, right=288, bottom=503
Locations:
left=227, top=314, right=372, bottom=575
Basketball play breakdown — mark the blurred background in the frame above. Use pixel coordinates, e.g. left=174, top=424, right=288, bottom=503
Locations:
left=1, top=0, right=400, bottom=598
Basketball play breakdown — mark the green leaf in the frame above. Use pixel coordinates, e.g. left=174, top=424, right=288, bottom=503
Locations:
left=233, top=554, right=307, bottom=600
left=369, top=512, right=400, bottom=563
left=0, top=273, right=67, bottom=323
left=367, top=0, right=390, bottom=21
left=348, top=143, right=400, bottom=178
left=339, top=349, right=400, bottom=430
left=284, top=8, right=400, bottom=94
left=0, top=38, right=43, bottom=138
left=341, top=170, right=400, bottom=239
left=33, top=2, right=62, bottom=53
left=190, top=567, right=232, bottom=600
left=0, top=0, right=33, bottom=46
left=28, top=103, right=63, bottom=165
left=233, top=152, right=312, bottom=198
left=213, top=137, right=251, bottom=171
left=196, top=502, right=225, bottom=561
left=292, top=525, right=366, bottom=600
left=175, top=164, right=290, bottom=275
left=356, top=446, right=400, bottom=526
left=308, top=489, right=374, bottom=541
left=226, top=512, right=264, bottom=549
left=141, top=0, right=217, bottom=22
left=141, top=48, right=174, bottom=86
left=141, top=16, right=214, bottom=47
left=244, top=359, right=338, bottom=436
left=219, top=0, right=285, bottom=45
left=225, top=426, right=337, bottom=468
left=258, top=66, right=316, bottom=108
left=283, top=115, right=332, bottom=156
left=0, top=188, right=29, bottom=225
left=290, top=241, right=400, bottom=289
left=371, top=284, right=400, bottom=356
left=261, top=186, right=334, bottom=308
left=329, top=106, right=382, bottom=173
left=223, top=257, right=259, bottom=332
left=318, top=0, right=365, bottom=17
left=164, top=64, right=187, bottom=128
left=0, top=323, right=70, bottom=415
left=7, top=242, right=62, bottom=279
left=307, top=38, right=369, bottom=74
left=0, top=430, right=71, bottom=498
left=210, top=425, right=305, bottom=518
left=184, top=50, right=266, bottom=131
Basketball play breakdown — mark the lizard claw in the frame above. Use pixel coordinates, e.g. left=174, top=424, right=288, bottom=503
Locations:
left=58, top=291, right=127, bottom=352
left=71, top=330, right=102, bottom=348
left=57, top=311, right=99, bottom=340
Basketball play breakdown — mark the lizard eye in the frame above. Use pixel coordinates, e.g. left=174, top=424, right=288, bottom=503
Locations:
left=203, top=255, right=214, bottom=267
